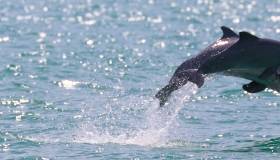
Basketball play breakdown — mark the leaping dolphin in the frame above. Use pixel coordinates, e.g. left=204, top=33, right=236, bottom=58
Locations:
left=156, top=26, right=280, bottom=106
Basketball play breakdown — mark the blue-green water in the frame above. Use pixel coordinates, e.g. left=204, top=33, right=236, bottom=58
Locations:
left=1, top=0, right=280, bottom=159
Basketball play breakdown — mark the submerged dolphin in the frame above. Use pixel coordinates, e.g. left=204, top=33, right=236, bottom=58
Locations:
left=156, top=26, right=280, bottom=106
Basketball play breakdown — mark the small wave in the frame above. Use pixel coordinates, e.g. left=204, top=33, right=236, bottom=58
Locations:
left=243, top=137, right=280, bottom=153
left=56, top=80, right=81, bottom=90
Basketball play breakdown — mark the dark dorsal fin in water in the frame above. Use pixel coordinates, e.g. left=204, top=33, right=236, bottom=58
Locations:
left=238, top=31, right=259, bottom=42
left=221, top=26, right=238, bottom=39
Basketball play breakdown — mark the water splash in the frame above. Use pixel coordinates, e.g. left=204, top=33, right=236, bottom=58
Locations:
left=74, top=83, right=198, bottom=147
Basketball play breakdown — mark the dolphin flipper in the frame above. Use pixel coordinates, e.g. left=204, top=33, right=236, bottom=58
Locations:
left=242, top=67, right=279, bottom=93
left=156, top=69, right=204, bottom=106
left=242, top=81, right=266, bottom=93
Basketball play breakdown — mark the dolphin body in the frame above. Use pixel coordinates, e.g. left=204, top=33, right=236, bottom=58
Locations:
left=156, top=26, right=280, bottom=106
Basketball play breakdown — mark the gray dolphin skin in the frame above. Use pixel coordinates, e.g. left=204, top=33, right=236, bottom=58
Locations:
left=156, top=26, right=280, bottom=106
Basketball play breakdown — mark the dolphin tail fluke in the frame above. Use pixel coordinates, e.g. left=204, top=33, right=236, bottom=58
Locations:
left=156, top=69, right=204, bottom=107
left=155, top=84, right=175, bottom=107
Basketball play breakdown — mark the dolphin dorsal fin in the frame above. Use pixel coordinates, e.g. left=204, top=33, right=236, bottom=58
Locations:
left=239, top=31, right=259, bottom=41
left=221, top=26, right=238, bottom=39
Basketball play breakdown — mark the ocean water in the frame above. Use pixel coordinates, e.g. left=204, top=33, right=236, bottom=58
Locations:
left=1, top=0, right=280, bottom=159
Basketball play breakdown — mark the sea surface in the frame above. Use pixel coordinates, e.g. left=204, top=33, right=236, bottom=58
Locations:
left=1, top=0, right=280, bottom=159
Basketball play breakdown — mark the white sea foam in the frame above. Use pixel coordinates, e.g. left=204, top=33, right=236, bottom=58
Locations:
left=25, top=83, right=198, bottom=147
left=74, top=83, right=198, bottom=147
